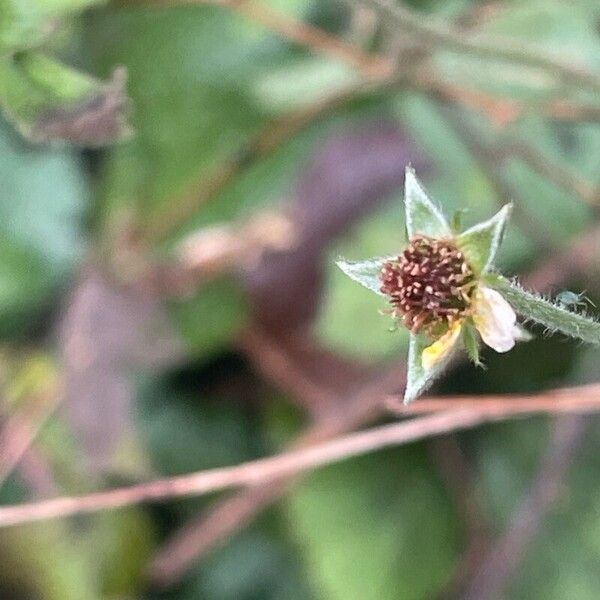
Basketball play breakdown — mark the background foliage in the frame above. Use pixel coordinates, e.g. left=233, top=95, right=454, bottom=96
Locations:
left=1, top=1, right=600, bottom=598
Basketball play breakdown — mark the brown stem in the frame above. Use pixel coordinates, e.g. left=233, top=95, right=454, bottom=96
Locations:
left=0, top=384, right=598, bottom=529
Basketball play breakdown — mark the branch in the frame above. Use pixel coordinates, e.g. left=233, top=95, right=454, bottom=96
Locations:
left=152, top=0, right=393, bottom=80
left=0, top=380, right=62, bottom=490
left=150, top=362, right=404, bottom=584
left=1, top=384, right=599, bottom=529
left=351, top=0, right=600, bottom=94
left=413, top=73, right=600, bottom=125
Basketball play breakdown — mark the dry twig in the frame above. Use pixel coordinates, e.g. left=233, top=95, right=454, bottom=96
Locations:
left=153, top=0, right=393, bottom=80
left=150, top=362, right=403, bottom=584
left=0, top=381, right=62, bottom=490
left=0, top=384, right=599, bottom=529
left=351, top=0, right=600, bottom=94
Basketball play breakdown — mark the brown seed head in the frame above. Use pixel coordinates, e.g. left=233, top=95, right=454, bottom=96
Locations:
left=380, top=236, right=475, bottom=334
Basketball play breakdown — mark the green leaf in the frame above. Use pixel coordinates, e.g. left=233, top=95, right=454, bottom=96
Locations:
left=0, top=0, right=104, bottom=54
left=0, top=517, right=99, bottom=600
left=0, top=52, right=130, bottom=145
left=0, top=118, right=87, bottom=335
left=461, top=320, right=482, bottom=366
left=286, top=448, right=459, bottom=600
left=404, top=167, right=451, bottom=239
left=87, top=6, right=270, bottom=226
left=335, top=257, right=390, bottom=296
left=491, top=277, right=600, bottom=345
left=320, top=258, right=407, bottom=361
left=0, top=238, right=53, bottom=326
left=456, top=204, right=512, bottom=274
left=404, top=331, right=459, bottom=403
left=170, top=277, right=248, bottom=361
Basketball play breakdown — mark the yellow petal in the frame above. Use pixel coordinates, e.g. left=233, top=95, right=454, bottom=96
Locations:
left=421, top=322, right=462, bottom=370
left=473, top=286, right=517, bottom=352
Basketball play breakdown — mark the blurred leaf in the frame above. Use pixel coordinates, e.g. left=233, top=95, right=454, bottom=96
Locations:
left=60, top=269, right=183, bottom=474
left=171, top=278, right=247, bottom=360
left=0, top=0, right=103, bottom=54
left=435, top=1, right=600, bottom=101
left=286, top=448, right=459, bottom=600
left=0, top=52, right=130, bottom=145
left=252, top=56, right=359, bottom=112
left=87, top=6, right=271, bottom=223
left=0, top=238, right=53, bottom=330
left=160, top=527, right=316, bottom=600
left=95, top=509, right=157, bottom=598
left=0, top=519, right=99, bottom=600
left=136, top=363, right=261, bottom=477
left=0, top=117, right=87, bottom=334
left=482, top=0, right=600, bottom=71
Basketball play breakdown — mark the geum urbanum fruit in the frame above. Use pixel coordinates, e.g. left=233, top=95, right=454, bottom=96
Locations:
left=338, top=168, right=600, bottom=404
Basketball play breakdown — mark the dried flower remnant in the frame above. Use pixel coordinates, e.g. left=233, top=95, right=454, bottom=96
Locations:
left=380, top=236, right=475, bottom=335
left=379, top=233, right=520, bottom=371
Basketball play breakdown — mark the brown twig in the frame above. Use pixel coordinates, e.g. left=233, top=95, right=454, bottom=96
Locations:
left=151, top=0, right=393, bottom=80
left=0, top=383, right=62, bottom=490
left=413, top=74, right=600, bottom=125
left=150, top=362, right=404, bottom=584
left=236, top=328, right=339, bottom=416
left=150, top=211, right=298, bottom=295
left=0, top=384, right=599, bottom=529
left=351, top=0, right=600, bottom=94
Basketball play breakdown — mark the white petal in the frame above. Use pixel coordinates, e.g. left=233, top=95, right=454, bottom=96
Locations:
left=473, top=286, right=517, bottom=353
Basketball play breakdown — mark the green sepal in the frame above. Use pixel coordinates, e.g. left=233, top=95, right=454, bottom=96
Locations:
left=404, top=331, right=459, bottom=404
left=404, top=167, right=451, bottom=240
left=491, top=276, right=600, bottom=346
left=335, top=256, right=392, bottom=296
left=461, top=320, right=482, bottom=367
left=456, top=204, right=512, bottom=274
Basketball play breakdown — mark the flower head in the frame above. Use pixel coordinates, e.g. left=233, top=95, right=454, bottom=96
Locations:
left=380, top=236, right=475, bottom=335
left=338, top=167, right=517, bottom=403
left=337, top=168, right=600, bottom=403
left=379, top=235, right=518, bottom=372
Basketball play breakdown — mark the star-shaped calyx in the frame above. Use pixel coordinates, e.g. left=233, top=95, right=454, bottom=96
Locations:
left=338, top=167, right=518, bottom=403
left=338, top=167, right=600, bottom=403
